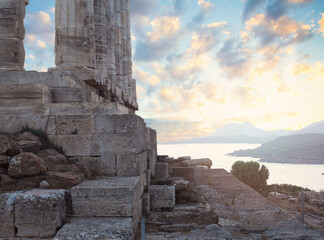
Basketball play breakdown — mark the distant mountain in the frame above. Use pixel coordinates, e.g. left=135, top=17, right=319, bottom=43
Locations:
left=171, top=122, right=294, bottom=144
left=298, top=120, right=324, bottom=134
left=170, top=120, right=324, bottom=144
left=229, top=133, right=324, bottom=164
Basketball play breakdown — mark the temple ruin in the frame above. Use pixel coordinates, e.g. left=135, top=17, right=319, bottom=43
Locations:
left=0, top=0, right=158, bottom=238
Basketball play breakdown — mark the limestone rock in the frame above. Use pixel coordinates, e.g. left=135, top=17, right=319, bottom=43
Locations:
left=0, top=155, right=10, bottom=166
left=0, top=192, right=20, bottom=238
left=181, top=158, right=213, bottom=169
left=18, top=131, right=39, bottom=141
left=46, top=171, right=82, bottom=189
left=150, top=185, right=175, bottom=210
left=8, top=152, right=47, bottom=178
left=54, top=217, right=134, bottom=240
left=15, top=189, right=66, bottom=238
left=16, top=140, right=41, bottom=153
left=40, top=179, right=50, bottom=188
left=0, top=134, right=19, bottom=156
left=37, top=148, right=68, bottom=171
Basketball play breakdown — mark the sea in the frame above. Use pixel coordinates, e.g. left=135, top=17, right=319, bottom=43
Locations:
left=158, top=143, right=324, bottom=192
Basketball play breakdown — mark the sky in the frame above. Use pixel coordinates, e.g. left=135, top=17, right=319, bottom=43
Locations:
left=24, top=0, right=324, bottom=143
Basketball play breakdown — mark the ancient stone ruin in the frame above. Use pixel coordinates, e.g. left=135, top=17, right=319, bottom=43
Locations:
left=0, top=0, right=157, bottom=239
left=1, top=1, right=324, bottom=240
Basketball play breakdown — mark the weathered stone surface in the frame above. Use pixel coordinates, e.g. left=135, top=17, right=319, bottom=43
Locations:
left=49, top=134, right=91, bottom=156
left=40, top=179, right=50, bottom=188
left=15, top=189, right=66, bottom=238
left=181, top=158, right=213, bottom=169
left=46, top=171, right=82, bottom=189
left=0, top=38, right=25, bottom=70
left=8, top=152, right=47, bottom=178
left=16, top=140, right=41, bottom=153
left=0, top=134, right=19, bottom=156
left=18, top=131, right=39, bottom=141
left=171, top=167, right=195, bottom=182
left=155, top=162, right=169, bottom=179
left=72, top=156, right=116, bottom=177
left=56, top=115, right=94, bottom=134
left=54, top=217, right=134, bottom=240
left=150, top=185, right=175, bottom=210
left=71, top=177, right=142, bottom=218
left=117, top=151, right=147, bottom=176
left=37, top=148, right=69, bottom=171
left=157, top=155, right=169, bottom=162
left=0, top=155, right=10, bottom=166
left=0, top=192, right=19, bottom=238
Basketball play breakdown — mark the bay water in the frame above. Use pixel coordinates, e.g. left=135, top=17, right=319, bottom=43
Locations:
left=158, top=143, right=324, bottom=191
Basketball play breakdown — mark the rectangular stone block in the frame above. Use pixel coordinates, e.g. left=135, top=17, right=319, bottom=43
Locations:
left=0, top=84, right=42, bottom=99
left=94, top=115, right=115, bottom=133
left=171, top=167, right=195, bottom=182
left=155, top=162, right=169, bottom=180
left=0, top=38, right=24, bottom=70
left=49, top=134, right=91, bottom=156
left=71, top=177, right=141, bottom=218
left=0, top=192, right=19, bottom=238
left=0, top=18, right=24, bottom=39
left=116, top=151, right=147, bottom=176
left=73, top=155, right=116, bottom=177
left=149, top=185, right=175, bottom=210
left=51, top=87, right=90, bottom=103
left=55, top=115, right=94, bottom=135
left=15, top=189, right=66, bottom=238
left=54, top=217, right=134, bottom=240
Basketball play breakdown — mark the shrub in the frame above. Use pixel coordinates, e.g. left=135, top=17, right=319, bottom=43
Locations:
left=231, top=161, right=269, bottom=192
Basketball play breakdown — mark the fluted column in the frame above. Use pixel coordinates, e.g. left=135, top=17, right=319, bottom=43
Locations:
left=0, top=0, right=29, bottom=71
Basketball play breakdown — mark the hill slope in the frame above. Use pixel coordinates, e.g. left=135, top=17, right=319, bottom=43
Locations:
left=229, top=133, right=324, bottom=164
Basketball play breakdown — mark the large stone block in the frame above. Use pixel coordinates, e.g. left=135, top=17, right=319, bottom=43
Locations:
left=149, top=185, right=175, bottom=210
left=0, top=0, right=27, bottom=19
left=171, top=167, right=195, bottom=182
left=155, top=162, right=169, bottom=180
left=54, top=217, right=134, bottom=240
left=71, top=177, right=141, bottom=218
left=0, top=18, right=25, bottom=39
left=116, top=151, right=147, bottom=176
left=0, top=192, right=19, bottom=238
left=0, top=38, right=25, bottom=70
left=73, top=155, right=116, bottom=177
left=49, top=134, right=92, bottom=156
left=15, top=189, right=66, bottom=238
left=55, top=115, right=94, bottom=134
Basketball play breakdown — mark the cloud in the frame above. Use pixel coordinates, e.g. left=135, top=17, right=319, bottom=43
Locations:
left=246, top=14, right=312, bottom=47
left=134, top=16, right=183, bottom=61
left=216, top=39, right=251, bottom=77
left=133, top=64, right=161, bottom=86
left=242, top=0, right=266, bottom=21
left=207, top=21, right=227, bottom=28
left=198, top=0, right=215, bottom=11
left=147, top=17, right=181, bottom=42
left=130, top=0, right=158, bottom=18
left=318, top=13, right=324, bottom=35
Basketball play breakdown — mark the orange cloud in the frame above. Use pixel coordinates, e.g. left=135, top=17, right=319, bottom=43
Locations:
left=147, top=17, right=181, bottom=42
left=318, top=13, right=324, bottom=35
left=294, top=63, right=312, bottom=75
left=198, top=0, right=215, bottom=11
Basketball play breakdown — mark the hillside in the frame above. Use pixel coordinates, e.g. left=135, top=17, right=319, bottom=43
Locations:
left=229, top=134, right=324, bottom=164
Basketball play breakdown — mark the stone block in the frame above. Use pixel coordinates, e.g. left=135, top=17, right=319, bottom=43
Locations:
left=171, top=167, right=195, bottom=182
left=51, top=87, right=90, bottom=103
left=54, top=217, right=134, bottom=240
left=0, top=38, right=25, bottom=70
left=0, top=115, right=48, bottom=132
left=46, top=171, right=82, bottom=189
left=0, top=192, right=19, bottom=238
left=149, top=185, right=175, bottom=210
left=0, top=0, right=27, bottom=19
left=71, top=177, right=141, bottom=218
left=94, top=115, right=115, bottom=133
left=56, top=115, right=94, bottom=134
left=147, top=149, right=156, bottom=177
left=155, top=162, right=168, bottom=180
left=116, top=151, right=147, bottom=176
left=49, top=134, right=91, bottom=156
left=0, top=18, right=25, bottom=39
left=15, top=189, right=66, bottom=238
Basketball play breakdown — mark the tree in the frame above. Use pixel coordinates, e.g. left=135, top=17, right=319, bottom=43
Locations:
left=231, top=161, right=269, bottom=191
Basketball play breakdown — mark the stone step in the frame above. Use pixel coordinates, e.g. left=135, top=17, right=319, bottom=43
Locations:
left=54, top=217, right=134, bottom=240
left=71, top=177, right=143, bottom=226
